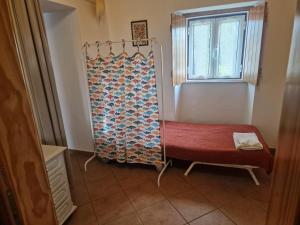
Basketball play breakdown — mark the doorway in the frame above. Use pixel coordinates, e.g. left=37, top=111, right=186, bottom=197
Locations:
left=40, top=0, right=94, bottom=152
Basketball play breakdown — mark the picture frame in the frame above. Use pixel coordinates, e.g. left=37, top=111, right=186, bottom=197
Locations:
left=131, top=20, right=149, bottom=46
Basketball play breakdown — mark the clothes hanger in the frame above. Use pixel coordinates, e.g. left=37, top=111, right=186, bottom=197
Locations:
left=96, top=41, right=100, bottom=54
left=137, top=40, right=140, bottom=53
left=122, top=39, right=126, bottom=53
left=150, top=39, right=153, bottom=51
left=106, top=40, right=113, bottom=55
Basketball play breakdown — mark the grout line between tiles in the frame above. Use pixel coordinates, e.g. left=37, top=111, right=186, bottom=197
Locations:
left=187, top=209, right=225, bottom=224
left=179, top=172, right=239, bottom=224
left=110, top=166, right=146, bottom=225
left=157, top=171, right=199, bottom=224
left=155, top=167, right=223, bottom=224
left=72, top=152, right=268, bottom=225
left=75, top=154, right=102, bottom=225
left=218, top=208, right=238, bottom=225
left=159, top=191, right=189, bottom=224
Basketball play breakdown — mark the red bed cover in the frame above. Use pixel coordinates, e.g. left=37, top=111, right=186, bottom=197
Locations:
left=161, top=121, right=273, bottom=173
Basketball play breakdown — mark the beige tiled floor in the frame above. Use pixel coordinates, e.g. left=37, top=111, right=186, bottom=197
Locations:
left=66, top=151, right=271, bottom=225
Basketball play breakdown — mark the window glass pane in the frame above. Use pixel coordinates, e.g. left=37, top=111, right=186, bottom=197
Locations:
left=216, top=17, right=243, bottom=78
left=188, top=20, right=212, bottom=79
left=187, top=14, right=246, bottom=81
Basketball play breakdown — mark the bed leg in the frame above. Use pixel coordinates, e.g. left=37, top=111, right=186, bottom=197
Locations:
left=157, top=160, right=172, bottom=187
left=247, top=168, right=260, bottom=186
left=84, top=153, right=96, bottom=172
left=184, top=162, right=199, bottom=176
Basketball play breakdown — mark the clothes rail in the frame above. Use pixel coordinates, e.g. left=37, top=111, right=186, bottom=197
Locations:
left=82, top=38, right=170, bottom=187
left=82, top=37, right=158, bottom=48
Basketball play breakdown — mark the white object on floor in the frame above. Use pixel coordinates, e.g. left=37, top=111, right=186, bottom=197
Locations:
left=184, top=161, right=260, bottom=186
left=42, top=145, right=77, bottom=225
left=233, top=132, right=263, bottom=150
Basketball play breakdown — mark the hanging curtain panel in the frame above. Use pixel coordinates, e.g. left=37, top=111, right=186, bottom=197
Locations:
left=125, top=51, right=161, bottom=165
left=243, top=2, right=267, bottom=85
left=86, top=50, right=162, bottom=167
left=172, top=13, right=187, bottom=86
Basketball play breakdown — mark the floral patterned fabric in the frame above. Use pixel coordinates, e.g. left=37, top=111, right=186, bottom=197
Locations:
left=86, top=51, right=162, bottom=166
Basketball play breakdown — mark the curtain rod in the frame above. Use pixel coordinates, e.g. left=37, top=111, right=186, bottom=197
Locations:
left=82, top=37, right=158, bottom=48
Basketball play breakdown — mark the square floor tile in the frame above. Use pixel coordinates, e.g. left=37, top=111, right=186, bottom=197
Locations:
left=65, top=204, right=98, bottom=225
left=196, top=183, right=247, bottom=208
left=113, top=166, right=156, bottom=190
left=70, top=166, right=85, bottom=186
left=138, top=200, right=186, bottom=225
left=72, top=151, right=95, bottom=168
left=159, top=170, right=193, bottom=197
left=221, top=197, right=267, bottom=225
left=184, top=168, right=229, bottom=187
left=168, top=190, right=216, bottom=222
left=93, top=191, right=135, bottom=224
left=86, top=175, right=122, bottom=200
left=70, top=182, right=91, bottom=206
left=83, top=162, right=114, bottom=183
left=244, top=186, right=270, bottom=211
left=189, top=210, right=235, bottom=225
left=70, top=152, right=270, bottom=225
left=125, top=181, right=165, bottom=210
left=105, top=213, right=143, bottom=225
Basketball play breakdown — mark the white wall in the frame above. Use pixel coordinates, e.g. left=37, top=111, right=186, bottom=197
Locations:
left=42, top=0, right=108, bottom=151
left=251, top=0, right=298, bottom=147
left=105, top=0, right=175, bottom=120
left=45, top=0, right=109, bottom=42
left=42, top=0, right=297, bottom=151
left=105, top=0, right=251, bottom=124
left=179, top=82, right=249, bottom=124
left=43, top=11, right=93, bottom=151
left=104, top=0, right=298, bottom=147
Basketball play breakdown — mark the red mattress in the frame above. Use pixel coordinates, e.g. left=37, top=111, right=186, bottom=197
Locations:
left=161, top=121, right=273, bottom=173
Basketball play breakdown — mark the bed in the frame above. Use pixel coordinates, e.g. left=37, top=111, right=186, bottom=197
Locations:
left=160, top=121, right=273, bottom=185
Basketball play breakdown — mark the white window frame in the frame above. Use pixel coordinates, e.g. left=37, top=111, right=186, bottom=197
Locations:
left=187, top=13, right=247, bottom=82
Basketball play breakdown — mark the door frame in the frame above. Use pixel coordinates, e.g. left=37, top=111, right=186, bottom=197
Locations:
left=9, top=0, right=66, bottom=146
left=0, top=0, right=57, bottom=224
left=1, top=0, right=300, bottom=224
left=266, top=1, right=300, bottom=224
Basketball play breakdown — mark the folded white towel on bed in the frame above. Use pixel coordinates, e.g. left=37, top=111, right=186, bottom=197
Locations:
left=233, top=132, right=263, bottom=150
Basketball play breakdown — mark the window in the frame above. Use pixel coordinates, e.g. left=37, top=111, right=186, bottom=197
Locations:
left=187, top=14, right=247, bottom=81
left=172, top=3, right=266, bottom=86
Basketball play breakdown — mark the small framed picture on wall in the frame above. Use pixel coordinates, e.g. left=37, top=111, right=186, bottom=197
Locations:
left=131, top=20, right=149, bottom=46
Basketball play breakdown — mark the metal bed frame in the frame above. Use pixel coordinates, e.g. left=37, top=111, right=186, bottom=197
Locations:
left=184, top=162, right=260, bottom=185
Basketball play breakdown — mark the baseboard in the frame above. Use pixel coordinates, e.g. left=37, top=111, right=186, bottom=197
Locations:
left=68, top=148, right=94, bottom=154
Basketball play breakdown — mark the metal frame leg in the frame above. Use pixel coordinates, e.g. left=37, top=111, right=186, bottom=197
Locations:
left=84, top=153, right=96, bottom=172
left=183, top=161, right=260, bottom=185
left=247, top=168, right=260, bottom=186
left=157, top=160, right=172, bottom=187
left=184, top=161, right=200, bottom=176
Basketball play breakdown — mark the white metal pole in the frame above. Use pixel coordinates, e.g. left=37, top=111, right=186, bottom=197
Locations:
left=82, top=42, right=97, bottom=171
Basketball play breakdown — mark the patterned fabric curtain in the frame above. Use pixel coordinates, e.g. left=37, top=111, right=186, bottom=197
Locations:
left=86, top=50, right=162, bottom=167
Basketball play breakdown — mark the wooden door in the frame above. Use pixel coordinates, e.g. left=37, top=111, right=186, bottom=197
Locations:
left=0, top=0, right=57, bottom=224
left=9, top=0, right=66, bottom=146
left=266, top=1, right=300, bottom=224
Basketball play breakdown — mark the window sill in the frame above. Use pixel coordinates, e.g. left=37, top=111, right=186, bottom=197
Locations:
left=185, top=79, right=246, bottom=84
